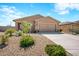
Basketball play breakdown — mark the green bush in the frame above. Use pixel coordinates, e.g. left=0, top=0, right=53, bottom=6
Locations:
left=22, top=28, right=29, bottom=33
left=0, top=35, right=9, bottom=45
left=20, top=35, right=34, bottom=48
left=45, top=44, right=66, bottom=56
left=5, top=28, right=16, bottom=36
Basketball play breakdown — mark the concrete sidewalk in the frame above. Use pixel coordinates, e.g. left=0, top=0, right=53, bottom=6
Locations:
left=41, top=33, right=79, bottom=56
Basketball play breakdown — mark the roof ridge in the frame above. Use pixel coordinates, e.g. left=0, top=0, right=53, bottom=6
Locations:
left=46, top=16, right=60, bottom=23
left=13, top=14, right=44, bottom=21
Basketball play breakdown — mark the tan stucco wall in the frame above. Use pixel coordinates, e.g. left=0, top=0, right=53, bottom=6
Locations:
left=35, top=17, right=59, bottom=32
left=60, top=24, right=72, bottom=33
left=14, top=16, right=60, bottom=32
left=60, top=23, right=79, bottom=33
left=73, top=23, right=79, bottom=29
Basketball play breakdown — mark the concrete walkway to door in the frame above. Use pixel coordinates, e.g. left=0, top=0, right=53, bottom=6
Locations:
left=40, top=32, right=79, bottom=56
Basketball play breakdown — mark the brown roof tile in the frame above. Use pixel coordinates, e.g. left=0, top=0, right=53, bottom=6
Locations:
left=13, top=14, right=60, bottom=23
left=13, top=14, right=44, bottom=22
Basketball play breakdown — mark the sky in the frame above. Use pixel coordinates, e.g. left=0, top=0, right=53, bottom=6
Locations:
left=0, top=3, right=79, bottom=26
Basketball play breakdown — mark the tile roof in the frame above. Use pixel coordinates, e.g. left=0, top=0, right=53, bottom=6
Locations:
left=13, top=14, right=60, bottom=23
left=13, top=14, right=44, bottom=22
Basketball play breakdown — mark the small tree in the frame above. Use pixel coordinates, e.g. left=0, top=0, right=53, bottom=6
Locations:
left=21, top=22, right=32, bottom=34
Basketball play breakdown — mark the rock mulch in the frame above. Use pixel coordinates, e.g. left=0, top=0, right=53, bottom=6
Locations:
left=0, top=34, right=54, bottom=56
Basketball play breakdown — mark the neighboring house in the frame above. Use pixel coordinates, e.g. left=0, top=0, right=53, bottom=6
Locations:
left=60, top=21, right=79, bottom=33
left=13, top=14, right=60, bottom=32
left=0, top=26, right=14, bottom=32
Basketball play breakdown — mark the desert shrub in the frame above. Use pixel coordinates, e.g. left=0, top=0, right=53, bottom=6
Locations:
left=16, top=30, right=23, bottom=36
left=45, top=44, right=66, bottom=56
left=20, top=35, right=34, bottom=48
left=22, top=28, right=29, bottom=33
left=5, top=28, right=16, bottom=36
left=0, top=35, right=9, bottom=45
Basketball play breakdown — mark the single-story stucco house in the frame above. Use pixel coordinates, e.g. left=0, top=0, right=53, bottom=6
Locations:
left=60, top=20, right=79, bottom=33
left=13, top=14, right=60, bottom=33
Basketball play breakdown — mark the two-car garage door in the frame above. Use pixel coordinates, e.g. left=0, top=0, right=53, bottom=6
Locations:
left=39, top=24, right=56, bottom=32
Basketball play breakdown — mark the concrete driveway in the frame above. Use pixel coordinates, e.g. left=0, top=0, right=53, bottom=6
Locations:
left=40, top=32, right=79, bottom=56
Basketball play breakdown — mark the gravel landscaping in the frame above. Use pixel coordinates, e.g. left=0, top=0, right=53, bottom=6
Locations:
left=0, top=33, right=54, bottom=56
